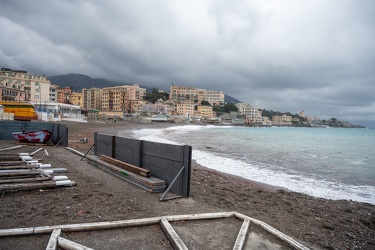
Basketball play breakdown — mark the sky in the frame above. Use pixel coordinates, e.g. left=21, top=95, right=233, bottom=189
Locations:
left=1, top=0, right=375, bottom=127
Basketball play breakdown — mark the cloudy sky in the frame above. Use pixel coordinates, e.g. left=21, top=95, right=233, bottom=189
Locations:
left=1, top=0, right=374, bottom=127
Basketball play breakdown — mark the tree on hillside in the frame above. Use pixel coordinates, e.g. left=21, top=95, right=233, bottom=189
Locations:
left=200, top=100, right=211, bottom=106
left=143, top=89, right=169, bottom=104
left=213, top=103, right=238, bottom=114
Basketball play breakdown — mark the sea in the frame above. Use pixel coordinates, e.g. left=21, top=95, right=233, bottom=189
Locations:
left=124, top=125, right=375, bottom=205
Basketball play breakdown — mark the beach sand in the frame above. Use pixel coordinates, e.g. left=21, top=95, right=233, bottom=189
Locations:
left=0, top=120, right=374, bottom=249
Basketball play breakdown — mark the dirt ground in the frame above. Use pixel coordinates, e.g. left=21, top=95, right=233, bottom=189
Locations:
left=0, top=120, right=374, bottom=249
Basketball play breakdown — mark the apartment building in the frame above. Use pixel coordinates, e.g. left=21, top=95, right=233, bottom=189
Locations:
left=49, top=85, right=58, bottom=102
left=102, top=84, right=146, bottom=112
left=235, top=103, right=262, bottom=123
left=272, top=115, right=292, bottom=126
left=0, top=68, right=50, bottom=103
left=70, top=92, right=83, bottom=107
left=205, top=90, right=225, bottom=106
left=197, top=105, right=214, bottom=118
left=169, top=84, right=224, bottom=106
left=83, top=88, right=102, bottom=110
left=57, top=87, right=73, bottom=103
left=176, top=103, right=195, bottom=117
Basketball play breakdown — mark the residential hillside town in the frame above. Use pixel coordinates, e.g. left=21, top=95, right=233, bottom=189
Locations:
left=0, top=68, right=364, bottom=128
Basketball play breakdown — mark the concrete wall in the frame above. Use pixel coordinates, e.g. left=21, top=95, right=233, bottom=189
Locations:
left=94, top=133, right=192, bottom=197
left=0, top=121, right=68, bottom=147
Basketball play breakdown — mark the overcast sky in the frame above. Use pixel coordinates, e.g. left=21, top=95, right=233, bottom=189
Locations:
left=1, top=0, right=374, bottom=127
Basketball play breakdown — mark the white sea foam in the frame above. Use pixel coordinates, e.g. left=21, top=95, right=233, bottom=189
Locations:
left=193, top=150, right=375, bottom=204
left=131, top=126, right=375, bottom=205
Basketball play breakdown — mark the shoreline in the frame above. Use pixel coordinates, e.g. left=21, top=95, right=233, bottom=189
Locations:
left=102, top=120, right=374, bottom=204
left=1, top=119, right=374, bottom=249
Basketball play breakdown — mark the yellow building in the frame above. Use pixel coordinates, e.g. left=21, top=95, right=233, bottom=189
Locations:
left=197, top=105, right=214, bottom=118
left=176, top=103, right=195, bottom=117
left=169, top=84, right=224, bottom=106
left=102, top=84, right=146, bottom=112
left=272, top=115, right=292, bottom=126
left=70, top=92, right=83, bottom=108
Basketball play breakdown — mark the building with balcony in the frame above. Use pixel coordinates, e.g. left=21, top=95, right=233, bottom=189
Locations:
left=83, top=88, right=103, bottom=111
left=169, top=84, right=224, bottom=106
left=176, top=103, right=195, bottom=118
left=0, top=68, right=51, bottom=102
left=272, top=115, right=292, bottom=126
left=235, top=103, right=262, bottom=124
left=197, top=105, right=214, bottom=119
left=102, top=84, right=146, bottom=112
left=70, top=92, right=83, bottom=107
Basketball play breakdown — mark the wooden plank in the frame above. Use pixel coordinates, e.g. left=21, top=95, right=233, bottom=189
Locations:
left=65, top=147, right=85, bottom=157
left=100, top=155, right=150, bottom=177
left=0, top=145, right=25, bottom=152
left=0, top=181, right=57, bottom=191
left=0, top=165, right=39, bottom=170
left=249, top=218, right=310, bottom=250
left=164, top=212, right=234, bottom=222
left=58, top=237, right=94, bottom=250
left=88, top=156, right=164, bottom=186
left=0, top=227, right=35, bottom=236
left=0, top=170, right=41, bottom=177
left=0, top=161, right=26, bottom=166
left=89, top=162, right=165, bottom=193
left=46, top=228, right=61, bottom=250
left=233, top=218, right=250, bottom=250
left=0, top=176, right=52, bottom=184
left=0, top=155, right=20, bottom=161
left=160, top=218, right=188, bottom=250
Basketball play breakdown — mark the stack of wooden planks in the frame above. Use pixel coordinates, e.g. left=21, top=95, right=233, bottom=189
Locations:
left=0, top=150, right=75, bottom=192
left=87, top=155, right=166, bottom=193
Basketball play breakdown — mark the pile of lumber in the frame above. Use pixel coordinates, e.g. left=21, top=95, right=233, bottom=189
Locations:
left=0, top=146, right=76, bottom=192
left=87, top=155, right=166, bottom=193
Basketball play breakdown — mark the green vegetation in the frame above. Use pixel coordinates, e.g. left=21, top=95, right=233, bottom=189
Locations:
left=213, top=103, right=238, bottom=114
left=143, top=88, right=169, bottom=104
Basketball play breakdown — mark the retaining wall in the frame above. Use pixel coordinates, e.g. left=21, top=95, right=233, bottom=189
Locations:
left=94, top=133, right=192, bottom=197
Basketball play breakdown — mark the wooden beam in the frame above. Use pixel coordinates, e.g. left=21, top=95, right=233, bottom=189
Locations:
left=88, top=156, right=163, bottom=186
left=0, top=145, right=24, bottom=152
left=164, top=212, right=234, bottom=222
left=46, top=228, right=61, bottom=250
left=0, top=161, right=26, bottom=166
left=0, top=170, right=41, bottom=177
left=0, top=176, right=52, bottom=184
left=233, top=218, right=250, bottom=250
left=160, top=218, right=188, bottom=250
left=58, top=237, right=94, bottom=250
left=0, top=165, right=39, bottom=170
left=0, top=180, right=75, bottom=192
left=0, top=155, right=20, bottom=161
left=99, top=155, right=150, bottom=177
left=64, top=147, right=85, bottom=157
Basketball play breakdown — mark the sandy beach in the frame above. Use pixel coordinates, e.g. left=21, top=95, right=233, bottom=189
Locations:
left=0, top=120, right=374, bottom=249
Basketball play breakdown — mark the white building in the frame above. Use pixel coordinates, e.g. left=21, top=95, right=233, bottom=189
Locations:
left=235, top=103, right=262, bottom=123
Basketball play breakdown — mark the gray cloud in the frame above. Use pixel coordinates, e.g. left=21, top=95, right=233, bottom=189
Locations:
left=1, top=0, right=375, bottom=127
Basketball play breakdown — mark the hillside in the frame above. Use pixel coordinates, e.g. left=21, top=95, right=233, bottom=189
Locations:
left=48, top=73, right=241, bottom=103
